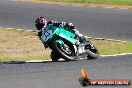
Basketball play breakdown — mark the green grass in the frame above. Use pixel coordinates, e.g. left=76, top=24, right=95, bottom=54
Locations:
left=0, top=55, right=50, bottom=63
left=0, top=28, right=132, bottom=62
left=90, top=39, right=132, bottom=55
left=40, top=0, right=132, bottom=6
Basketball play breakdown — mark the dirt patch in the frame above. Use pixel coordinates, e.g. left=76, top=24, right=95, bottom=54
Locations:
left=0, top=29, right=51, bottom=59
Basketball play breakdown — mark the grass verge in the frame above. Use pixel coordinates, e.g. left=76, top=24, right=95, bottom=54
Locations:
left=39, top=0, right=132, bottom=6
left=0, top=28, right=51, bottom=62
left=23, top=0, right=132, bottom=8
left=0, top=28, right=132, bottom=62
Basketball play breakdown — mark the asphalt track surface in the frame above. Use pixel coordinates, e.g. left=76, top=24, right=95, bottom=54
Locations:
left=0, top=55, right=132, bottom=88
left=0, top=0, right=132, bottom=88
left=0, top=0, right=132, bottom=41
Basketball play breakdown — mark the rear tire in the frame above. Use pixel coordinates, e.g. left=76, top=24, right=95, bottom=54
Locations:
left=86, top=44, right=99, bottom=59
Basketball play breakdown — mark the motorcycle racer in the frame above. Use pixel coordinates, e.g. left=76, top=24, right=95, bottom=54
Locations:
left=35, top=17, right=87, bottom=48
left=34, top=17, right=98, bottom=61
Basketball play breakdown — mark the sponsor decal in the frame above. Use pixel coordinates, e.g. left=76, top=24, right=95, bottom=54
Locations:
left=78, top=68, right=131, bottom=86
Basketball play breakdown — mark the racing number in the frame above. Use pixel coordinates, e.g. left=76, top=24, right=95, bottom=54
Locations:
left=78, top=47, right=85, bottom=53
left=43, top=27, right=52, bottom=41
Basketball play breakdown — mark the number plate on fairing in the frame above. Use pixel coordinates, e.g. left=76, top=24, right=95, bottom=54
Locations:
left=78, top=46, right=85, bottom=54
left=42, top=27, right=52, bottom=41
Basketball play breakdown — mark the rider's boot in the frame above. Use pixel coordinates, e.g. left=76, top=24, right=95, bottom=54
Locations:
left=74, top=30, right=87, bottom=42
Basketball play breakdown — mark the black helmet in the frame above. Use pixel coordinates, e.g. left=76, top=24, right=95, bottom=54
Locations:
left=35, top=17, right=47, bottom=30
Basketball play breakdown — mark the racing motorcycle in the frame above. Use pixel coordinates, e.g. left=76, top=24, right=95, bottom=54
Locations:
left=40, top=25, right=99, bottom=61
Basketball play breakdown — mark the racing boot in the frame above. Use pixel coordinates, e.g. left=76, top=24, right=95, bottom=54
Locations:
left=74, top=30, right=87, bottom=42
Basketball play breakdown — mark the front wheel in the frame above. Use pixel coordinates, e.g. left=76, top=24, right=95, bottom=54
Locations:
left=54, top=42, right=77, bottom=61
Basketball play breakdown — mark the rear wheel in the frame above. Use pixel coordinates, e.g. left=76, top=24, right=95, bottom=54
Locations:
left=86, top=44, right=99, bottom=59
left=54, top=41, right=77, bottom=61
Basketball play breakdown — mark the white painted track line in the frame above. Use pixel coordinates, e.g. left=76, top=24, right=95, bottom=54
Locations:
left=26, top=53, right=132, bottom=62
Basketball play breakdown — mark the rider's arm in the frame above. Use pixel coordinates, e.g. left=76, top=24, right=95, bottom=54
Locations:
left=37, top=30, right=42, bottom=40
left=47, top=21, right=66, bottom=27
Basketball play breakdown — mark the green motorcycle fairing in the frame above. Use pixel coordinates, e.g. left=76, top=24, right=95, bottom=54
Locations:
left=41, top=25, right=79, bottom=46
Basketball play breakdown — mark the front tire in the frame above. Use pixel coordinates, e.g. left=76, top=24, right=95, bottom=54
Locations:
left=54, top=42, right=77, bottom=61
